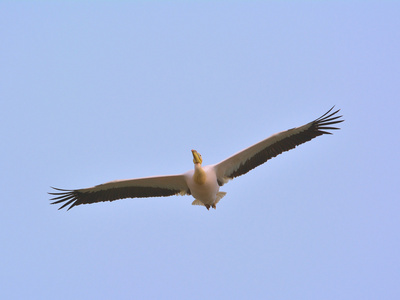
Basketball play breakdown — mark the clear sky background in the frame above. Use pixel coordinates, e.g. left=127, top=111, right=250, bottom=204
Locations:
left=1, top=2, right=399, bottom=299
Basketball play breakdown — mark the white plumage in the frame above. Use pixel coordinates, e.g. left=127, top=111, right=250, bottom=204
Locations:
left=50, top=107, right=343, bottom=210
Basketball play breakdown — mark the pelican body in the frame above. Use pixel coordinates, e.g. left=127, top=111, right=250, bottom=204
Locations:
left=185, top=156, right=224, bottom=209
left=50, top=107, right=343, bottom=211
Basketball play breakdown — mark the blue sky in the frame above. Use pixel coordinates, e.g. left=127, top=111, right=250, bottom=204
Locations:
left=1, top=2, right=399, bottom=299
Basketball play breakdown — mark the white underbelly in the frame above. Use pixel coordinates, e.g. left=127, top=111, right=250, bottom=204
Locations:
left=185, top=167, right=220, bottom=205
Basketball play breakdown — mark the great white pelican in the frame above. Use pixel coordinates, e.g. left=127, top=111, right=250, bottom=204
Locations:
left=50, top=107, right=343, bottom=210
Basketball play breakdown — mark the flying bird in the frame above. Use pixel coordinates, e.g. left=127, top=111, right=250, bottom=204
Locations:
left=50, top=107, right=343, bottom=211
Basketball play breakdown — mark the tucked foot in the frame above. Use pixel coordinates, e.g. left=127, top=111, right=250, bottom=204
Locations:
left=212, top=204, right=216, bottom=209
left=205, top=204, right=210, bottom=210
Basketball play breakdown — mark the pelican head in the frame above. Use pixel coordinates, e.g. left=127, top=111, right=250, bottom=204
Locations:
left=191, top=150, right=203, bottom=165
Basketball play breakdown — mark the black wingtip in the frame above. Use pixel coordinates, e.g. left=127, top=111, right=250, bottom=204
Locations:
left=313, top=106, right=344, bottom=133
left=49, top=186, right=77, bottom=211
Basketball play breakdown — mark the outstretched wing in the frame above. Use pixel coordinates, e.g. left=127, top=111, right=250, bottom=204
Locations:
left=214, top=107, right=343, bottom=185
left=49, top=174, right=190, bottom=210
